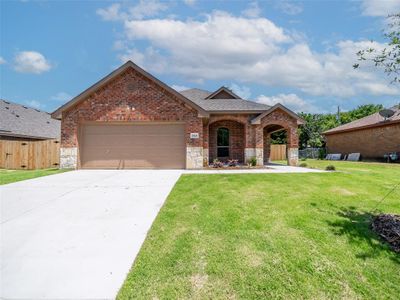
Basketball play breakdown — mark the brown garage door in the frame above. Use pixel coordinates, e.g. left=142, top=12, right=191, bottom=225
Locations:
left=79, top=123, right=186, bottom=169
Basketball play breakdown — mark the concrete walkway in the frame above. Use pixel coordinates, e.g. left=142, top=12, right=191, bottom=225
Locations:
left=1, top=170, right=182, bottom=300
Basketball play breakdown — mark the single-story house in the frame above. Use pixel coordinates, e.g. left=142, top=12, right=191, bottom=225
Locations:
left=0, top=99, right=60, bottom=141
left=52, top=61, right=304, bottom=169
left=323, top=105, right=400, bottom=160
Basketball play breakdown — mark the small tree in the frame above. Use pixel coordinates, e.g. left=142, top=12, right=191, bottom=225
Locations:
left=353, top=13, right=400, bottom=83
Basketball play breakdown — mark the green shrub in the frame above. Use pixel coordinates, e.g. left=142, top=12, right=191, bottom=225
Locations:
left=300, top=157, right=307, bottom=161
left=247, top=157, right=257, bottom=167
left=318, top=148, right=326, bottom=160
left=299, top=162, right=308, bottom=168
left=212, top=159, right=224, bottom=168
left=325, top=165, right=336, bottom=171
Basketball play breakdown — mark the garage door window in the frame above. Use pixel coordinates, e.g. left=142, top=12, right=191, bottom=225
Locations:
left=217, top=127, right=229, bottom=157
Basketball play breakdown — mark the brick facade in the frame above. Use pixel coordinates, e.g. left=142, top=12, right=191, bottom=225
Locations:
left=326, top=123, right=400, bottom=159
left=61, top=68, right=203, bottom=168
left=209, top=120, right=245, bottom=163
left=59, top=67, right=301, bottom=169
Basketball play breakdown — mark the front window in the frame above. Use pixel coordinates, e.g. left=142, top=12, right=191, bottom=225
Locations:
left=217, top=127, right=229, bottom=157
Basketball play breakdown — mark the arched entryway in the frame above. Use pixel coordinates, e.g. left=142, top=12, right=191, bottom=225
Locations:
left=209, top=120, right=245, bottom=163
left=263, top=124, right=288, bottom=164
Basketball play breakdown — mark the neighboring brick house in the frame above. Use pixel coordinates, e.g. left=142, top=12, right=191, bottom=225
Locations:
left=52, top=61, right=303, bottom=169
left=323, top=106, right=400, bottom=160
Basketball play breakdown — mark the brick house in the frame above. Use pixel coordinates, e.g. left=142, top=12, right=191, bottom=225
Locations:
left=52, top=61, right=304, bottom=169
left=323, top=105, right=400, bottom=160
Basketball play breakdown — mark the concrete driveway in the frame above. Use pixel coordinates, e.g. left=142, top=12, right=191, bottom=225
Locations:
left=1, top=170, right=182, bottom=300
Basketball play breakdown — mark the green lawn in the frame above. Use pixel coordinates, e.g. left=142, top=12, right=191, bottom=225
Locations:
left=118, top=160, right=400, bottom=299
left=0, top=168, right=69, bottom=185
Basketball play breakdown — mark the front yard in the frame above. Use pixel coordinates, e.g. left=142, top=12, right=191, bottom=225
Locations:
left=0, top=168, right=69, bottom=185
left=119, top=160, right=400, bottom=299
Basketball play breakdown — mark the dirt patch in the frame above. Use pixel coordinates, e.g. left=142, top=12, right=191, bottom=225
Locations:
left=372, top=214, right=400, bottom=253
left=331, top=187, right=356, bottom=196
left=191, top=274, right=208, bottom=291
left=238, top=244, right=264, bottom=267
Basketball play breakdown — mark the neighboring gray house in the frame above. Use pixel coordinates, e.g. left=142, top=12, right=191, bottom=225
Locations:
left=0, top=99, right=60, bottom=140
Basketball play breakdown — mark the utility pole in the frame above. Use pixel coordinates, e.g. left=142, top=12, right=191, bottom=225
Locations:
left=337, top=106, right=341, bottom=124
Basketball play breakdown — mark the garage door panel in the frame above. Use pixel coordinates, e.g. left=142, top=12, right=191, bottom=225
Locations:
left=80, top=123, right=186, bottom=169
left=82, top=135, right=184, bottom=148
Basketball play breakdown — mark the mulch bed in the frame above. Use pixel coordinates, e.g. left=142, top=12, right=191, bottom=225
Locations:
left=204, top=166, right=272, bottom=170
left=371, top=214, right=400, bottom=253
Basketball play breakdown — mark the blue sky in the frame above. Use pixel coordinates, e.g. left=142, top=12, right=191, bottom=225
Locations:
left=1, top=0, right=400, bottom=114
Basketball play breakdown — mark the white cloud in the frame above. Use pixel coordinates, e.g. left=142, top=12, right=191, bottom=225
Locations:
left=242, top=2, right=261, bottom=18
left=26, top=100, right=43, bottom=109
left=113, top=40, right=127, bottom=50
left=96, top=3, right=122, bottom=21
left=123, top=11, right=290, bottom=69
left=0, top=56, right=6, bottom=64
left=229, top=83, right=251, bottom=99
left=51, top=92, right=72, bottom=102
left=276, top=1, right=303, bottom=15
left=171, top=84, right=190, bottom=91
left=14, top=51, right=52, bottom=74
left=107, top=11, right=399, bottom=98
left=97, top=0, right=168, bottom=21
left=361, top=0, right=400, bottom=17
left=256, top=93, right=317, bottom=113
left=183, top=0, right=196, bottom=6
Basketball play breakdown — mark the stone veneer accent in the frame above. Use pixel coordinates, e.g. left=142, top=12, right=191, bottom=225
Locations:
left=244, top=148, right=264, bottom=166
left=287, top=148, right=299, bottom=166
left=203, top=148, right=209, bottom=166
left=60, top=147, right=78, bottom=169
left=186, top=147, right=203, bottom=169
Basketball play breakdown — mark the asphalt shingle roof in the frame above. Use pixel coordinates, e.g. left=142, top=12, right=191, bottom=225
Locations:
left=180, top=88, right=271, bottom=112
left=0, top=99, right=60, bottom=139
left=324, top=105, right=400, bottom=134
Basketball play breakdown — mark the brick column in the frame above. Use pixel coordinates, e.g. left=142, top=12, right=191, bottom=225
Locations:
left=245, top=125, right=264, bottom=166
left=287, top=127, right=299, bottom=166
left=263, top=132, right=271, bottom=164
left=203, top=121, right=209, bottom=166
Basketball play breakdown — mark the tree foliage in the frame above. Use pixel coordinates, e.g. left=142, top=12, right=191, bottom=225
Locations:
left=270, top=104, right=383, bottom=149
left=353, top=13, right=400, bottom=83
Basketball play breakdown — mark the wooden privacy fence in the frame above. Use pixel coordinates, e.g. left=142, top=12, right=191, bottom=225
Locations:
left=270, top=144, right=287, bottom=161
left=0, top=139, right=60, bottom=170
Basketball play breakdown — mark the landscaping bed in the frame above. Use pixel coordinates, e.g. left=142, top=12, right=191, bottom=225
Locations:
left=372, top=214, right=400, bottom=253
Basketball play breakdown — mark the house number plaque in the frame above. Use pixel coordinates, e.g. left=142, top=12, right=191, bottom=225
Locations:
left=190, top=133, right=199, bottom=139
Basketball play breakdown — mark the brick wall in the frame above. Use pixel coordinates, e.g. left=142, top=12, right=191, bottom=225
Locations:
left=256, top=108, right=298, bottom=148
left=61, top=68, right=203, bottom=149
left=209, top=120, right=245, bottom=163
left=326, top=123, right=400, bottom=159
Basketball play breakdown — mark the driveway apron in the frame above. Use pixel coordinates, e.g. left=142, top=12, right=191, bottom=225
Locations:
left=1, top=170, right=182, bottom=300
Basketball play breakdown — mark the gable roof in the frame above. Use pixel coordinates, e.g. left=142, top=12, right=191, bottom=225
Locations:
left=51, top=61, right=208, bottom=119
left=0, top=99, right=60, bottom=139
left=205, top=86, right=241, bottom=99
left=323, top=105, right=400, bottom=135
left=180, top=88, right=271, bottom=113
left=250, top=103, right=305, bottom=125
